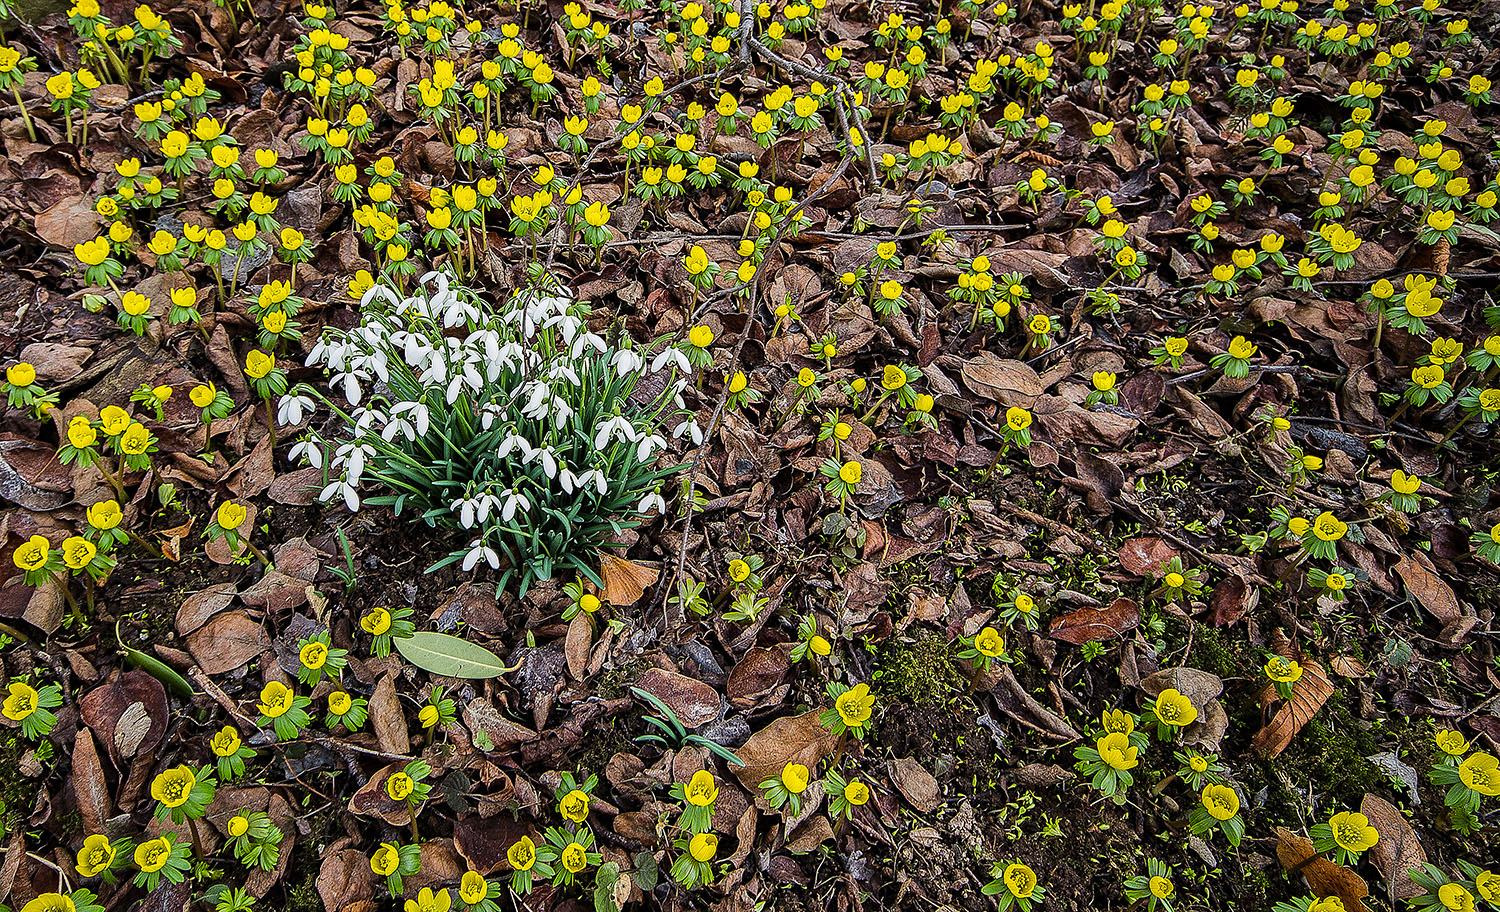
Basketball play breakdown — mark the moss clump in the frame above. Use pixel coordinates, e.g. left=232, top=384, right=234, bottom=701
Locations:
left=1187, top=624, right=1249, bottom=680
left=873, top=632, right=964, bottom=707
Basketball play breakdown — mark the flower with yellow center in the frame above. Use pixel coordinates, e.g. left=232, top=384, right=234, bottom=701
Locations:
left=1149, top=874, right=1174, bottom=900
left=362, top=606, right=392, bottom=635
left=227, top=815, right=250, bottom=838
left=217, top=500, right=247, bottom=531
left=1201, top=784, right=1240, bottom=820
left=459, top=872, right=489, bottom=904
left=370, top=843, right=400, bottom=877
left=844, top=779, right=870, bottom=805
left=244, top=349, right=275, bottom=380
left=1311, top=511, right=1346, bottom=542
left=836, top=682, right=874, bottom=728
left=118, top=422, right=151, bottom=456
left=135, top=837, right=173, bottom=872
left=975, top=627, right=1005, bottom=658
left=1264, top=655, right=1301, bottom=684
left=507, top=836, right=537, bottom=871
left=62, top=536, right=96, bottom=571
left=1152, top=688, right=1198, bottom=728
left=299, top=640, right=328, bottom=670
left=1098, top=731, right=1139, bottom=770
left=22, top=894, right=76, bottom=912
left=559, top=789, right=590, bottom=823
left=1437, top=883, right=1475, bottom=912
left=882, top=365, right=908, bottom=391
left=2, top=681, right=39, bottom=721
left=688, top=325, right=714, bottom=349
left=1435, top=728, right=1469, bottom=756
left=1459, top=752, right=1500, bottom=797
left=1101, top=709, right=1134, bottom=735
left=782, top=762, right=811, bottom=794
left=1390, top=470, right=1421, bottom=495
left=1004, top=863, right=1038, bottom=899
left=67, top=417, right=98, bottom=450
left=1474, top=871, right=1499, bottom=903
left=560, top=842, right=588, bottom=873
left=685, top=769, right=718, bottom=806
left=211, top=725, right=241, bottom=757
left=76, top=833, right=116, bottom=877
left=258, top=681, right=293, bottom=718
left=12, top=536, right=51, bottom=574
left=1328, top=810, right=1379, bottom=854
left=1005, top=406, right=1032, bottom=431
left=386, top=771, right=415, bottom=802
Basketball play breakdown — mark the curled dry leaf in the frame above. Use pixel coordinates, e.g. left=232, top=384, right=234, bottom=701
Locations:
left=1276, top=826, right=1370, bottom=912
left=1118, top=537, right=1180, bottom=577
left=1251, top=659, right=1334, bottom=758
left=600, top=553, right=658, bottom=606
left=185, top=609, right=270, bottom=675
left=1393, top=553, right=1462, bottom=626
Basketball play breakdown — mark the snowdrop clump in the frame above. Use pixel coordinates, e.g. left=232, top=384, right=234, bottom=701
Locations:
left=283, top=270, right=695, bottom=593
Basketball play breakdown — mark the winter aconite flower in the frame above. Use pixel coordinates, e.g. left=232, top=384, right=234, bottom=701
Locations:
left=1148, top=688, right=1198, bottom=739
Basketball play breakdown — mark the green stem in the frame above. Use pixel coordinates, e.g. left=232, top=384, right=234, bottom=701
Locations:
left=10, top=84, right=35, bottom=141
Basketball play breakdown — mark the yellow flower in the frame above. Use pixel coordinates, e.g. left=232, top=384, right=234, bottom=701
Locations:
left=23, top=895, right=76, bottom=912
left=1101, top=709, right=1134, bottom=735
left=1150, top=875, right=1174, bottom=900
left=682, top=769, right=720, bottom=808
left=74, top=236, right=111, bottom=267
left=459, top=871, right=489, bottom=904
left=210, top=725, right=242, bottom=758
left=560, top=841, right=588, bottom=874
left=1459, top=752, right=1500, bottom=796
left=1475, top=871, right=1500, bottom=903
left=299, top=640, right=328, bottom=670
left=244, top=349, right=275, bottom=380
left=507, top=836, right=537, bottom=871
left=76, top=833, right=117, bottom=877
left=118, top=422, right=151, bottom=455
left=1098, top=731, right=1138, bottom=770
left=882, top=364, right=909, bottom=391
left=781, top=761, right=811, bottom=794
left=1092, top=371, right=1116, bottom=392
left=844, top=779, right=870, bottom=805
left=151, top=765, right=197, bottom=808
left=1005, top=406, right=1032, bottom=432
left=386, top=771, right=415, bottom=801
left=2, top=681, right=40, bottom=721
left=1227, top=336, right=1257, bottom=360
left=1311, top=511, right=1346, bottom=542
left=1152, top=688, right=1198, bottom=727
left=1435, top=728, right=1469, bottom=756
left=1438, top=883, right=1475, bottom=912
left=1328, top=810, right=1379, bottom=854
left=1264, top=655, right=1302, bottom=684
left=217, top=500, right=247, bottom=531
left=1004, top=863, right=1038, bottom=899
left=370, top=843, right=400, bottom=877
left=684, top=245, right=710, bottom=276
left=135, top=837, right=173, bottom=872
left=836, top=682, right=874, bottom=728
left=559, top=789, right=590, bottom=823
left=688, top=832, right=718, bottom=863
left=975, top=626, right=1005, bottom=658
left=258, top=681, right=293, bottom=718
left=1201, top=783, right=1240, bottom=820
left=687, top=325, right=714, bottom=349
left=362, top=607, right=392, bottom=636
left=61, top=535, right=96, bottom=571
left=839, top=460, right=862, bottom=485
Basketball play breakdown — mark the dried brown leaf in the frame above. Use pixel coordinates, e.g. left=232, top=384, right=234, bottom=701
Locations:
left=1276, top=826, right=1370, bottom=912
left=1361, top=793, right=1426, bottom=901
left=1251, top=660, right=1335, bottom=758
left=1048, top=597, right=1139, bottom=645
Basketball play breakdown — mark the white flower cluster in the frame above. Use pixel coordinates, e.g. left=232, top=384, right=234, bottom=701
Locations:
left=283, top=270, right=698, bottom=590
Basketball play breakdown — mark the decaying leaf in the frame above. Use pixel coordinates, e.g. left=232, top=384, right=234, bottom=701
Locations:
left=1048, top=597, right=1139, bottom=644
left=1251, top=660, right=1335, bottom=758
left=733, top=710, right=839, bottom=791
left=600, top=554, right=659, bottom=606
left=1276, top=826, right=1370, bottom=912
left=1360, top=793, right=1427, bottom=901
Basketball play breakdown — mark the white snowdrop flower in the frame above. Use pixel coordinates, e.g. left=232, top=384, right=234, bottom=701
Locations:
left=499, top=488, right=530, bottom=522
left=572, top=331, right=608, bottom=358
left=638, top=490, right=667, bottom=514
left=550, top=398, right=574, bottom=428
left=652, top=346, right=691, bottom=374
left=462, top=538, right=500, bottom=571
left=578, top=469, right=608, bottom=495
left=534, top=446, right=559, bottom=479
left=320, top=479, right=361, bottom=512
left=559, top=468, right=582, bottom=495
left=289, top=439, right=323, bottom=468
left=612, top=349, right=644, bottom=377
left=672, top=418, right=703, bottom=445
left=498, top=431, right=531, bottom=460
left=391, top=401, right=430, bottom=437
left=636, top=433, right=667, bottom=461
left=277, top=393, right=315, bottom=427
left=333, top=370, right=364, bottom=406
left=594, top=415, right=638, bottom=450
left=549, top=362, right=581, bottom=386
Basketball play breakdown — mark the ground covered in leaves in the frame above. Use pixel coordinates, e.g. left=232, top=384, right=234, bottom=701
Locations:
left=1, top=0, right=1500, bottom=908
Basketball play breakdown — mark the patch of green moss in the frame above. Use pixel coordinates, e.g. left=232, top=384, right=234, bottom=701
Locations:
left=1245, top=689, right=1379, bottom=827
left=873, top=632, right=964, bottom=707
left=0, top=737, right=30, bottom=830
left=1187, top=624, right=1250, bottom=680
left=595, top=659, right=651, bottom=700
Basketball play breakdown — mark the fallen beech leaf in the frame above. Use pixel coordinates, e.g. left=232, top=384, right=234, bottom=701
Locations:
left=635, top=668, right=720, bottom=728
left=78, top=670, right=168, bottom=765
left=890, top=757, right=941, bottom=812
left=600, top=554, right=658, bottom=606
left=733, top=710, right=839, bottom=791
left=369, top=674, right=411, bottom=755
left=564, top=613, right=593, bottom=681
left=186, top=610, right=269, bottom=675
left=1393, top=553, right=1461, bottom=625
left=1360, top=793, right=1426, bottom=901
left=317, top=848, right=377, bottom=912
left=1118, top=537, right=1179, bottom=576
left=1049, top=597, right=1139, bottom=644
left=1276, top=826, right=1370, bottom=912
left=1210, top=575, right=1257, bottom=627
left=959, top=352, right=1042, bottom=405
left=72, top=728, right=111, bottom=834
left=1251, top=660, right=1334, bottom=758
left=726, top=646, right=791, bottom=709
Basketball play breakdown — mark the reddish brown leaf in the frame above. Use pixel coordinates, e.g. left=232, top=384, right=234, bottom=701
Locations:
left=1393, top=553, right=1461, bottom=625
left=1276, top=826, right=1370, bottom=912
left=635, top=668, right=720, bottom=728
left=72, top=728, right=111, bottom=834
left=726, top=647, right=791, bottom=708
left=369, top=673, right=411, bottom=755
left=185, top=610, right=269, bottom=675
left=1048, top=597, right=1139, bottom=645
left=1118, top=537, right=1179, bottom=576
left=1361, top=793, right=1427, bottom=901
left=600, top=554, right=658, bottom=606
left=1251, top=660, right=1335, bottom=758
left=1210, top=574, right=1258, bottom=626
left=733, top=710, right=839, bottom=791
